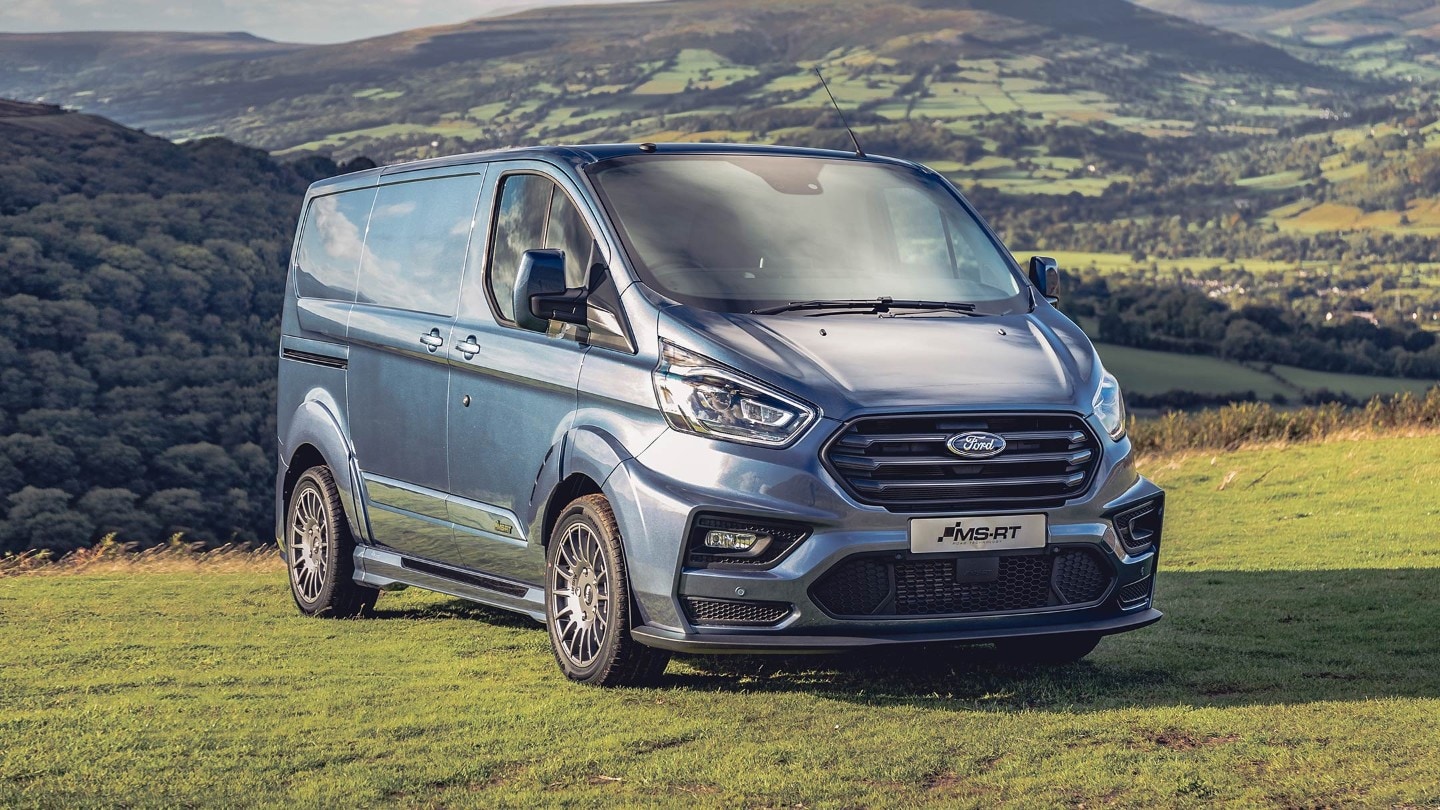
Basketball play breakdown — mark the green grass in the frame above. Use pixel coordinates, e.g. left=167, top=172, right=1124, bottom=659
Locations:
left=1097, top=342, right=1294, bottom=398
left=1268, top=363, right=1439, bottom=399
left=1096, top=343, right=1438, bottom=400
left=4, top=437, right=1440, bottom=806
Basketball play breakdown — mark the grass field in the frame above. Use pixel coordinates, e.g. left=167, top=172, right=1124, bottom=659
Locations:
left=1095, top=342, right=1440, bottom=400
left=4, top=436, right=1440, bottom=807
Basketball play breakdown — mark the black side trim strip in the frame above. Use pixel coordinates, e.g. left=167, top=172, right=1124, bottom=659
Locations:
left=401, top=557, right=528, bottom=598
left=282, top=348, right=348, bottom=369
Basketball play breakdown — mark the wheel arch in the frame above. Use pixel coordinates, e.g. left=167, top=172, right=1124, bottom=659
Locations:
left=278, top=397, right=369, bottom=547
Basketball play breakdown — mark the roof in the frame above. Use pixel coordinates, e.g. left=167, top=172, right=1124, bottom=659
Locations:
left=305, top=141, right=918, bottom=195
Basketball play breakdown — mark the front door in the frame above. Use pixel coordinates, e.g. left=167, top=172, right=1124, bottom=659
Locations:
left=446, top=164, right=600, bottom=583
left=347, top=170, right=486, bottom=563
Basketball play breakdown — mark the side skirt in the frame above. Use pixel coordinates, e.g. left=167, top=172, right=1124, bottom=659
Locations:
left=353, top=545, right=546, bottom=623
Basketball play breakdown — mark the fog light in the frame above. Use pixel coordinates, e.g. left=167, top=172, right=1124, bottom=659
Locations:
left=704, top=530, right=758, bottom=551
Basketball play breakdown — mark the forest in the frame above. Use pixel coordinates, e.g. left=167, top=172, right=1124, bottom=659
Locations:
left=0, top=106, right=361, bottom=554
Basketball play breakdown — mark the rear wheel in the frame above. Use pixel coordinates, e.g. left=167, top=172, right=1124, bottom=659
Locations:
left=995, top=632, right=1100, bottom=665
left=285, top=465, right=377, bottom=618
left=545, top=494, right=669, bottom=686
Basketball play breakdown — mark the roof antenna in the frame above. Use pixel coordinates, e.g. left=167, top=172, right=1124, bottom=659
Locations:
left=813, top=66, right=865, bottom=158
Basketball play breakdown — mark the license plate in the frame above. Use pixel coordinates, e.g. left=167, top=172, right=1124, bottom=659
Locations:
left=909, top=514, right=1047, bottom=553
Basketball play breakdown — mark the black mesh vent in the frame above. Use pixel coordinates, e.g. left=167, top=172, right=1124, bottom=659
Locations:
left=1053, top=547, right=1109, bottom=603
left=823, top=413, right=1100, bottom=511
left=893, top=554, right=1052, bottom=615
left=1118, top=577, right=1153, bottom=605
left=683, top=597, right=793, bottom=627
left=808, top=557, right=891, bottom=616
left=809, top=547, right=1113, bottom=618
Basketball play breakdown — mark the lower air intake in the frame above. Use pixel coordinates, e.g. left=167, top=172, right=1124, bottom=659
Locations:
left=809, top=547, right=1113, bottom=618
left=683, top=597, right=793, bottom=627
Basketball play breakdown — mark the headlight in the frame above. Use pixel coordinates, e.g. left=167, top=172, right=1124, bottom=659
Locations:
left=653, top=341, right=816, bottom=447
left=1093, top=370, right=1127, bottom=440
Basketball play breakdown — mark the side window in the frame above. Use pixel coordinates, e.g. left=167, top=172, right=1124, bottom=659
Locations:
left=295, top=188, right=376, bottom=300
left=883, top=187, right=951, bottom=273
left=488, top=174, right=553, bottom=322
left=545, top=190, right=598, bottom=289
left=356, top=174, right=482, bottom=315
left=488, top=173, right=601, bottom=322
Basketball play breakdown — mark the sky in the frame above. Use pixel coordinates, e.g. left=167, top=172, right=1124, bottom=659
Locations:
left=0, top=0, right=659, bottom=44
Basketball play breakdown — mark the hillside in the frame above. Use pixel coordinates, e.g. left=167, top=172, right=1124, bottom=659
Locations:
left=5, top=435, right=1439, bottom=806
left=0, top=0, right=1363, bottom=160
left=0, top=102, right=354, bottom=554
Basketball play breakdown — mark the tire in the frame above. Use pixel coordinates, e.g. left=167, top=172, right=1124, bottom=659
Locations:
left=544, top=494, right=669, bottom=686
left=285, top=465, right=378, bottom=618
left=995, top=632, right=1100, bottom=665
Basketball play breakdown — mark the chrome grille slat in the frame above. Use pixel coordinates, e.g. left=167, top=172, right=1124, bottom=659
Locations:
left=823, top=413, right=1101, bottom=511
left=830, top=450, right=1092, bottom=470
left=838, top=429, right=1087, bottom=448
left=851, top=473, right=1086, bottom=492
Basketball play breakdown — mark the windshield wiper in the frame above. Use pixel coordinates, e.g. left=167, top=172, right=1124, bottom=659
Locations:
left=751, top=297, right=978, bottom=316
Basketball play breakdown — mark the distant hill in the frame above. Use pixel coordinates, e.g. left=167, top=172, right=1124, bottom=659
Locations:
left=0, top=0, right=1367, bottom=163
left=1129, top=1, right=1440, bottom=51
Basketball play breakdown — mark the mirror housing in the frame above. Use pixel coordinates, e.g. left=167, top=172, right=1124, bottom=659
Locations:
left=1029, top=256, right=1060, bottom=302
left=513, top=249, right=587, bottom=333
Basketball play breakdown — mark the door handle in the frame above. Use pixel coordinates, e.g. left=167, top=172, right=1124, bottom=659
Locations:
left=455, top=335, right=481, bottom=359
left=419, top=328, right=444, bottom=352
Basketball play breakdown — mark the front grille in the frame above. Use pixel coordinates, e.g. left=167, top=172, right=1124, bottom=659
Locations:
left=1118, top=577, right=1153, bottom=606
left=809, top=547, right=1113, bottom=618
left=823, top=413, right=1100, bottom=511
left=683, top=597, right=793, bottom=627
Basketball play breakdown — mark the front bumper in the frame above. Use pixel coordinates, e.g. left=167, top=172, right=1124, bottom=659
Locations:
left=607, top=410, right=1164, bottom=654
left=632, top=608, right=1163, bottom=654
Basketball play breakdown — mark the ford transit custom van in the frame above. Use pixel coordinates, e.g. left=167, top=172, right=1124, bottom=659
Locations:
left=276, top=143, right=1164, bottom=686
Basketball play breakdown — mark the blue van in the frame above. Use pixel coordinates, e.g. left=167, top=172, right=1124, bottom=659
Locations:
left=275, top=143, right=1163, bottom=686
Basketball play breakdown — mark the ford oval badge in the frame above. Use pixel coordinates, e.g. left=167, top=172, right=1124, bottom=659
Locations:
left=946, top=431, right=1007, bottom=459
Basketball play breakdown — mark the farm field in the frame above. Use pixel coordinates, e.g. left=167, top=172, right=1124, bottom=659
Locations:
left=4, top=436, right=1440, bottom=807
left=1095, top=342, right=1439, bottom=400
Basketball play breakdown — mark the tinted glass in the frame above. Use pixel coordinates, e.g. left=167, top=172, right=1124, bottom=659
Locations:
left=545, top=189, right=597, bottom=289
left=357, top=175, right=482, bottom=315
left=488, top=174, right=553, bottom=321
left=588, top=155, right=1025, bottom=314
left=295, top=188, right=375, bottom=300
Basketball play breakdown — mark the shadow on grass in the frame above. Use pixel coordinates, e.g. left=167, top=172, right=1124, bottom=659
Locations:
left=370, top=597, right=537, bottom=628
left=670, top=567, right=1440, bottom=709
left=363, top=568, right=1440, bottom=709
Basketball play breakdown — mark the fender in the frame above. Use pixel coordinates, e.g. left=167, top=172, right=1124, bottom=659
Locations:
left=279, top=393, right=370, bottom=546
left=521, top=424, right=633, bottom=547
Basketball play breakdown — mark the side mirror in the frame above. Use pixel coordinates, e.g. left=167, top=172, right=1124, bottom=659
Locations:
left=513, top=249, right=587, bottom=333
left=1029, top=256, right=1060, bottom=302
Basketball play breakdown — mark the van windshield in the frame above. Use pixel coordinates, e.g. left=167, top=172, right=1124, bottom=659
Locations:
left=587, top=154, right=1026, bottom=315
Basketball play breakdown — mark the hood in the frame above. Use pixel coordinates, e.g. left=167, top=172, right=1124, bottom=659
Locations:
left=657, top=304, right=1101, bottom=420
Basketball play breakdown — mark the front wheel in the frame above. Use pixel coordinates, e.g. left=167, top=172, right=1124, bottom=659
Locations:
left=285, top=465, right=377, bottom=618
left=545, top=495, right=669, bottom=686
left=995, top=632, right=1100, bottom=665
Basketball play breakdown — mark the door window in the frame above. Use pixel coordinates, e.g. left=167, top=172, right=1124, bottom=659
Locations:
left=356, top=174, right=483, bottom=315
left=488, top=173, right=597, bottom=322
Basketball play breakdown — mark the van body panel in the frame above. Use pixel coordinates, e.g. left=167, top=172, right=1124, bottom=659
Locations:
left=445, top=160, right=593, bottom=580
left=346, top=303, right=460, bottom=562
